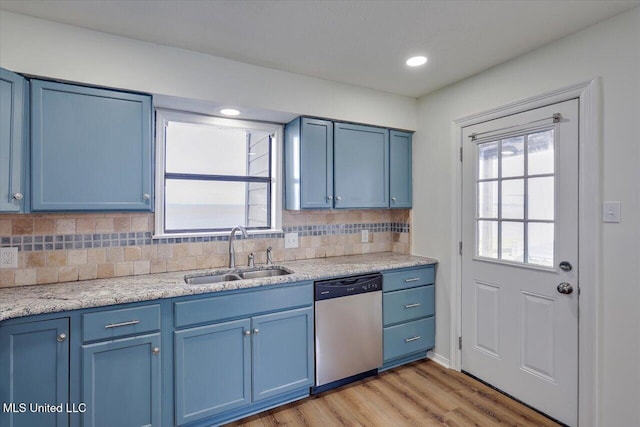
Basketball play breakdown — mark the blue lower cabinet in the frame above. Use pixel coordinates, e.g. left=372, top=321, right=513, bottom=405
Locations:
left=173, top=305, right=314, bottom=426
left=174, top=319, right=251, bottom=425
left=381, top=266, right=436, bottom=370
left=252, top=307, right=314, bottom=402
left=81, top=333, right=161, bottom=427
left=383, top=317, right=435, bottom=362
left=0, top=318, right=69, bottom=427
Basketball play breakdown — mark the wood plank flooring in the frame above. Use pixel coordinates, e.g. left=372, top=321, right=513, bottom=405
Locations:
left=225, top=360, right=560, bottom=427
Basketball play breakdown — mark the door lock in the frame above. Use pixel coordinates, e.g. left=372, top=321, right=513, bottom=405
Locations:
left=559, top=261, right=573, bottom=272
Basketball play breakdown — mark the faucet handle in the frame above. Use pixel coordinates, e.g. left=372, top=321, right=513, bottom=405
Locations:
left=266, top=247, right=273, bottom=265
left=248, top=253, right=255, bottom=267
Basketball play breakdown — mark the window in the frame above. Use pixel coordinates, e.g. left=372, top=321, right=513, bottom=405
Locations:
left=475, top=128, right=555, bottom=267
left=155, top=109, right=282, bottom=236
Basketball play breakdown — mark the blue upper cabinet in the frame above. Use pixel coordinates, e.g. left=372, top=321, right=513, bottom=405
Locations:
left=389, top=130, right=413, bottom=208
left=0, top=68, right=29, bottom=213
left=285, top=117, right=333, bottom=209
left=30, top=80, right=153, bottom=211
left=334, top=122, right=389, bottom=209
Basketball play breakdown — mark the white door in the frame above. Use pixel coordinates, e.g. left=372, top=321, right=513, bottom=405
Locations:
left=461, top=99, right=579, bottom=426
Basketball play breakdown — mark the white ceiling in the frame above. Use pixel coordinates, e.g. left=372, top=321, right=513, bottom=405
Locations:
left=1, top=0, right=638, bottom=98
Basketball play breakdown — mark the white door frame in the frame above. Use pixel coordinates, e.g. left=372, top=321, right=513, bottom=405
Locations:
left=450, top=79, right=601, bottom=426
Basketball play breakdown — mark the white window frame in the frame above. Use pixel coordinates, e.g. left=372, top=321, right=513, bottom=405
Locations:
left=154, top=109, right=283, bottom=238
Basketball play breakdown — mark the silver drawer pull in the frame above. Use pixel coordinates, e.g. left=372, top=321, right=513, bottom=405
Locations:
left=404, top=278, right=421, bottom=282
left=105, top=320, right=140, bottom=329
left=405, top=336, right=421, bottom=343
left=405, top=303, right=421, bottom=309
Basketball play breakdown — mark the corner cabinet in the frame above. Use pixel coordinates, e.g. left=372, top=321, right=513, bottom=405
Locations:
left=0, top=68, right=29, bottom=213
left=381, top=266, right=435, bottom=370
left=30, top=79, right=153, bottom=211
left=389, top=130, right=412, bottom=208
left=284, top=117, right=334, bottom=209
left=0, top=318, right=70, bottom=427
left=333, top=123, right=389, bottom=209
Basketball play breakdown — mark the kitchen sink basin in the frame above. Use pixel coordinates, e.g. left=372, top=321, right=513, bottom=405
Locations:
left=238, top=267, right=291, bottom=279
left=184, top=273, right=241, bottom=285
left=184, top=266, right=291, bottom=284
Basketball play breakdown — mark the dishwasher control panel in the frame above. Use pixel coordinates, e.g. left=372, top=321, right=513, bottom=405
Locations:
left=314, top=273, right=382, bottom=300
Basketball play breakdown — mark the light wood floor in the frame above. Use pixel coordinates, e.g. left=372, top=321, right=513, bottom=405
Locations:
left=225, top=360, right=560, bottom=427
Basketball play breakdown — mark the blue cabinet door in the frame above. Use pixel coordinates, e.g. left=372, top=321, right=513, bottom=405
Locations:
left=285, top=117, right=333, bottom=209
left=81, top=333, right=161, bottom=427
left=174, top=319, right=251, bottom=425
left=334, top=123, right=389, bottom=208
left=0, top=318, right=69, bottom=427
left=389, top=130, right=412, bottom=208
left=30, top=80, right=152, bottom=211
left=0, top=68, right=28, bottom=213
left=251, top=307, right=314, bottom=402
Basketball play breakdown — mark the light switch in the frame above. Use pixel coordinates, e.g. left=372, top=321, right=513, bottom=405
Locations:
left=602, top=201, right=621, bottom=223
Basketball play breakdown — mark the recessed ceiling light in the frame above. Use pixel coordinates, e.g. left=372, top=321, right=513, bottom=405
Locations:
left=220, top=108, right=240, bottom=116
left=406, top=56, right=428, bottom=67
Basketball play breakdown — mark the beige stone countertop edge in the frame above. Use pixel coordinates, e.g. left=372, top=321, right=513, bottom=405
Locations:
left=0, top=252, right=438, bottom=322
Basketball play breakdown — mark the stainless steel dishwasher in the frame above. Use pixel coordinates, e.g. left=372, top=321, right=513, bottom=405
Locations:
left=314, top=272, right=383, bottom=393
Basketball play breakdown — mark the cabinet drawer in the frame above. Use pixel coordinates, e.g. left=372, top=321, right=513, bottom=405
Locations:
left=175, top=283, right=313, bottom=328
left=383, top=317, right=434, bottom=362
left=383, top=266, right=434, bottom=292
left=383, top=285, right=434, bottom=326
left=82, top=305, right=160, bottom=342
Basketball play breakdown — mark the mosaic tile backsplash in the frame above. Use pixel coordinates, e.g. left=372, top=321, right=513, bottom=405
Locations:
left=0, top=209, right=411, bottom=287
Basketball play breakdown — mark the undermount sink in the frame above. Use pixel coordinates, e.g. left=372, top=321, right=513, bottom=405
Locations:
left=184, top=266, right=291, bottom=285
left=238, top=268, right=291, bottom=279
left=184, top=273, right=242, bottom=285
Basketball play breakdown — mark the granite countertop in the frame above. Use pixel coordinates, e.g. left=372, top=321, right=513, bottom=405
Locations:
left=0, top=252, right=437, bottom=322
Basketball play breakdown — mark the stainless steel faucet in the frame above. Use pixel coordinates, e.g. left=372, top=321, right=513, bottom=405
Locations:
left=228, top=225, right=249, bottom=268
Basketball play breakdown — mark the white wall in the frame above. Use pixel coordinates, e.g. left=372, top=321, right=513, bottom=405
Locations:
left=0, top=11, right=417, bottom=130
left=413, top=6, right=640, bottom=426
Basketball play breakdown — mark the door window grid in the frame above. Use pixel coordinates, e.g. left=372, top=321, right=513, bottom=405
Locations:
left=475, top=129, right=555, bottom=267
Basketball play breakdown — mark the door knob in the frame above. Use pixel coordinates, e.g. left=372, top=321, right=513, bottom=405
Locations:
left=557, top=282, right=573, bottom=294
left=559, top=261, right=573, bottom=272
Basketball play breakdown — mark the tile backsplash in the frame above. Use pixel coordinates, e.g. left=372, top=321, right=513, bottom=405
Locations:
left=0, top=209, right=410, bottom=287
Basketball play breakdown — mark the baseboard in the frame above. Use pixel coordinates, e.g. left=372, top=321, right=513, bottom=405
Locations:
left=427, top=350, right=451, bottom=369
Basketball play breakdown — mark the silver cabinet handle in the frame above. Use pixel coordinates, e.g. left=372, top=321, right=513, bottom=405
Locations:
left=327, top=196, right=333, bottom=201
left=143, top=193, right=151, bottom=200
left=244, top=330, right=251, bottom=336
left=57, top=333, right=67, bottom=342
left=404, top=278, right=421, bottom=282
left=253, top=328, right=260, bottom=335
left=152, top=347, right=160, bottom=355
left=335, top=196, right=342, bottom=201
left=405, top=336, right=421, bottom=343
left=105, top=320, right=140, bottom=329
left=12, top=192, right=23, bottom=201
left=405, top=303, right=421, bottom=308
left=391, top=197, right=397, bottom=202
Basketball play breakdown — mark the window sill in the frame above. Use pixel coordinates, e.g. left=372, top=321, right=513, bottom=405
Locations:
left=152, top=229, right=284, bottom=240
